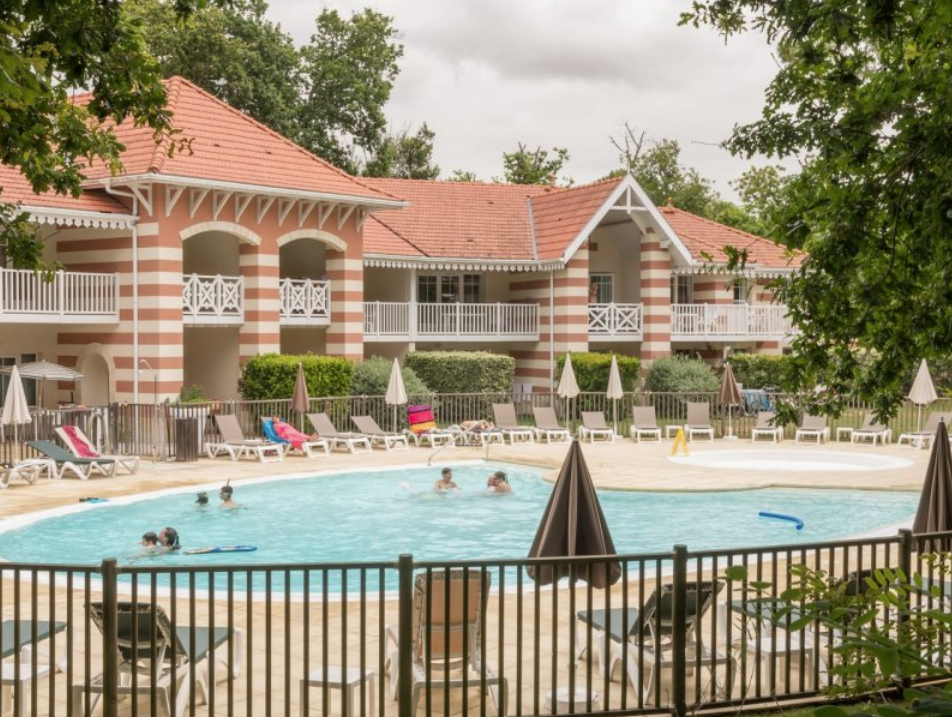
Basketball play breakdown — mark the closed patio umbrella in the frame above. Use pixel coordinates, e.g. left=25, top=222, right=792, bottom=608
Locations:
left=558, top=353, right=580, bottom=431
left=385, top=358, right=408, bottom=432
left=606, top=355, right=624, bottom=434
left=718, top=363, right=743, bottom=440
left=1, top=366, right=31, bottom=461
left=913, top=419, right=952, bottom=551
left=527, top=440, right=621, bottom=589
left=909, top=359, right=938, bottom=431
left=291, top=362, right=310, bottom=430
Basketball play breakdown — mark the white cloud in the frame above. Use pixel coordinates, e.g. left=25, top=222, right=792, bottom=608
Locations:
left=266, top=0, right=779, bottom=199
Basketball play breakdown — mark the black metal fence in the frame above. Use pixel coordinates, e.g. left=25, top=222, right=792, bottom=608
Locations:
left=2, top=528, right=949, bottom=716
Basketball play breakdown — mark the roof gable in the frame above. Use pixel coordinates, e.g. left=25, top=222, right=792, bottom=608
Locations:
left=531, top=178, right=623, bottom=260
left=0, top=163, right=129, bottom=215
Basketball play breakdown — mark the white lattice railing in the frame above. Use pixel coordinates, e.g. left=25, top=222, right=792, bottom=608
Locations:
left=363, top=302, right=539, bottom=340
left=182, top=274, right=244, bottom=323
left=672, top=303, right=795, bottom=337
left=279, top=278, right=330, bottom=324
left=588, top=303, right=643, bottom=336
left=0, top=269, right=119, bottom=322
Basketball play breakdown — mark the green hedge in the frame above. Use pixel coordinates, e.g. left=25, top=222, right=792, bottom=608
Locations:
left=238, top=354, right=353, bottom=400
left=405, top=351, right=514, bottom=394
left=555, top=353, right=640, bottom=392
left=728, top=354, right=791, bottom=390
left=352, top=356, right=431, bottom=399
left=644, top=355, right=719, bottom=393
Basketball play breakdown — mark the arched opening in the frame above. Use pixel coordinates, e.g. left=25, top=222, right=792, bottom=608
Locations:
left=278, top=232, right=341, bottom=355
left=81, top=353, right=110, bottom=406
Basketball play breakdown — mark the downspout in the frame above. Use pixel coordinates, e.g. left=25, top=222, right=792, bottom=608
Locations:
left=549, top=269, right=555, bottom=391
left=104, top=185, right=140, bottom=402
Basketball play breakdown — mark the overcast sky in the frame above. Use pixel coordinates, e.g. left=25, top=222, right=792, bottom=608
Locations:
left=265, top=1, right=779, bottom=200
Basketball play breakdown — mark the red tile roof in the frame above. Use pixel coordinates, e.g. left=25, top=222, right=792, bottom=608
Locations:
left=78, top=77, right=398, bottom=203
left=531, top=178, right=623, bottom=260
left=0, top=164, right=129, bottom=214
left=659, top=205, right=803, bottom=269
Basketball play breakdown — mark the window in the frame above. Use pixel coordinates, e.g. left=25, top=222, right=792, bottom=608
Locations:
left=0, top=354, right=38, bottom=408
left=732, top=279, right=749, bottom=304
left=589, top=274, right=613, bottom=304
left=418, top=274, right=482, bottom=303
left=670, top=276, right=692, bottom=304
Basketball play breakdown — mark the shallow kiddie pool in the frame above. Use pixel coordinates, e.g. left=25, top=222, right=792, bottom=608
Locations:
left=0, top=463, right=919, bottom=592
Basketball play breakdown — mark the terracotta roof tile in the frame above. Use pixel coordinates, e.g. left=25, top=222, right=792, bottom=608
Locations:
left=363, top=216, right=425, bottom=257
left=78, top=77, right=398, bottom=203
left=0, top=164, right=129, bottom=214
left=531, top=178, right=623, bottom=260
left=659, top=205, right=803, bottom=269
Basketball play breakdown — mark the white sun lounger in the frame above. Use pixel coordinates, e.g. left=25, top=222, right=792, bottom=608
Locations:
left=850, top=413, right=892, bottom=445
left=206, top=414, right=284, bottom=462
left=795, top=414, right=830, bottom=444
left=491, top=403, right=535, bottom=444
left=531, top=406, right=571, bottom=443
left=684, top=402, right=714, bottom=442
left=55, top=425, right=140, bottom=475
left=307, top=413, right=373, bottom=454
left=578, top=412, right=615, bottom=443
left=751, top=411, right=783, bottom=443
left=630, top=406, right=662, bottom=442
left=351, top=415, right=410, bottom=451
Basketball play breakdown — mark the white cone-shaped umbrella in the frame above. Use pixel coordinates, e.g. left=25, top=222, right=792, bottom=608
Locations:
left=1, top=366, right=32, bottom=461
left=606, top=355, right=624, bottom=433
left=558, top=354, right=581, bottom=433
left=909, top=359, right=939, bottom=431
left=385, top=358, right=408, bottom=432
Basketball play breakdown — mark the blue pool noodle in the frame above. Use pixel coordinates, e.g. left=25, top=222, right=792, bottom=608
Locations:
left=758, top=511, right=804, bottom=531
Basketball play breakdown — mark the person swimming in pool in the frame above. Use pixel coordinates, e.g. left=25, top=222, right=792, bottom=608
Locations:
left=141, top=531, right=159, bottom=548
left=434, top=467, right=460, bottom=493
left=195, top=491, right=209, bottom=506
left=487, top=470, right=512, bottom=494
left=157, top=527, right=180, bottom=550
left=219, top=482, right=241, bottom=508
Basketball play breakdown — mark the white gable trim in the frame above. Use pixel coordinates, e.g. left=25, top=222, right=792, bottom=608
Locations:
left=23, top=205, right=136, bottom=230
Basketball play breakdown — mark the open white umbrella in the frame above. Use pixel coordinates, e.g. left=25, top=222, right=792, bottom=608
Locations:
left=909, top=359, right=939, bottom=431
left=1, top=366, right=32, bottom=461
left=558, top=354, right=580, bottom=432
left=606, top=355, right=624, bottom=434
left=0, top=361, right=84, bottom=408
left=385, top=358, right=408, bottom=432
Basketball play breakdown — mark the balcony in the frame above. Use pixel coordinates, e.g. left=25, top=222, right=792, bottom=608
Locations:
left=0, top=268, right=119, bottom=323
left=182, top=274, right=244, bottom=326
left=364, top=302, right=539, bottom=342
left=279, top=278, right=330, bottom=326
left=588, top=303, right=643, bottom=341
left=672, top=303, right=795, bottom=341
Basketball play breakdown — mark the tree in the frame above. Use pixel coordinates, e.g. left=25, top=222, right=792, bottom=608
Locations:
left=127, top=0, right=302, bottom=141
left=0, top=0, right=224, bottom=271
left=297, top=8, right=403, bottom=175
left=681, top=0, right=952, bottom=419
left=499, top=143, right=571, bottom=186
left=362, top=123, right=440, bottom=180
left=448, top=169, right=478, bottom=182
left=729, top=164, right=791, bottom=241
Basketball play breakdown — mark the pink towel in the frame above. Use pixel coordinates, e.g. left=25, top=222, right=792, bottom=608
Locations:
left=62, top=425, right=101, bottom=458
left=273, top=419, right=315, bottom=451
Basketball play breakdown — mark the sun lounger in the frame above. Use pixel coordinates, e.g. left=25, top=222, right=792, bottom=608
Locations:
left=685, top=401, right=714, bottom=442
left=205, top=414, right=284, bottom=462
left=850, top=413, right=892, bottom=445
left=578, top=411, right=615, bottom=443
left=0, top=458, right=55, bottom=487
left=898, top=412, right=951, bottom=449
left=55, top=424, right=139, bottom=474
left=531, top=406, right=571, bottom=443
left=26, top=440, right=115, bottom=479
left=751, top=411, right=783, bottom=443
left=0, top=619, right=68, bottom=715
left=795, top=414, right=830, bottom=444
left=491, top=403, right=535, bottom=444
left=406, top=404, right=456, bottom=447
left=351, top=415, right=410, bottom=451
left=307, top=413, right=373, bottom=454
left=261, top=418, right=329, bottom=458
left=630, top=406, right=662, bottom=442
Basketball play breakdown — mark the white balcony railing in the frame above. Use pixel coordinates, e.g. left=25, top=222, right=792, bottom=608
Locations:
left=364, top=302, right=539, bottom=341
left=279, top=278, right=330, bottom=326
left=0, top=268, right=119, bottom=323
left=588, top=303, right=643, bottom=338
left=672, top=303, right=796, bottom=339
left=182, top=274, right=244, bottom=325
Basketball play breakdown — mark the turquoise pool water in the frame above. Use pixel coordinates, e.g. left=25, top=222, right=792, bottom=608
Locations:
left=0, top=463, right=919, bottom=592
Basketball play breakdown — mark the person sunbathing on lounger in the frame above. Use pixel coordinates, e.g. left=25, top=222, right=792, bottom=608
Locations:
left=461, top=420, right=494, bottom=432
left=271, top=416, right=320, bottom=450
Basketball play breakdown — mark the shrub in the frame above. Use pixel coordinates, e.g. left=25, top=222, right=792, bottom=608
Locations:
left=351, top=356, right=432, bottom=400
left=555, top=353, right=640, bottom=392
left=238, top=354, right=353, bottom=400
left=177, top=384, right=206, bottom=404
left=728, top=353, right=791, bottom=389
left=405, top=351, right=514, bottom=394
left=644, top=355, right=719, bottom=393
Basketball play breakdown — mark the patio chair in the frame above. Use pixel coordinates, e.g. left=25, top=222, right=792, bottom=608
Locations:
left=751, top=411, right=784, bottom=443
left=795, top=414, right=830, bottom=444
left=406, top=404, right=456, bottom=448
left=630, top=406, right=662, bottom=442
left=307, top=413, right=372, bottom=454
left=384, top=570, right=507, bottom=717
left=55, top=424, right=140, bottom=475
left=578, top=412, right=615, bottom=443
left=205, top=414, right=284, bottom=462
left=850, top=413, right=892, bottom=446
left=351, top=415, right=410, bottom=451
left=260, top=418, right=329, bottom=458
left=531, top=406, right=571, bottom=443
left=491, top=403, right=535, bottom=444
left=74, top=601, right=243, bottom=717
left=685, top=402, right=714, bottom=442
left=0, top=459, right=55, bottom=488
left=25, top=440, right=115, bottom=480
left=0, top=619, right=67, bottom=717
left=575, top=580, right=731, bottom=699
left=897, top=412, right=951, bottom=449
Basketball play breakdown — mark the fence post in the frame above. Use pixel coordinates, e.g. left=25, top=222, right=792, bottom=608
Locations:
left=101, top=558, right=119, bottom=717
left=671, top=544, right=688, bottom=717
left=898, top=528, right=914, bottom=689
left=397, top=554, right=414, bottom=717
